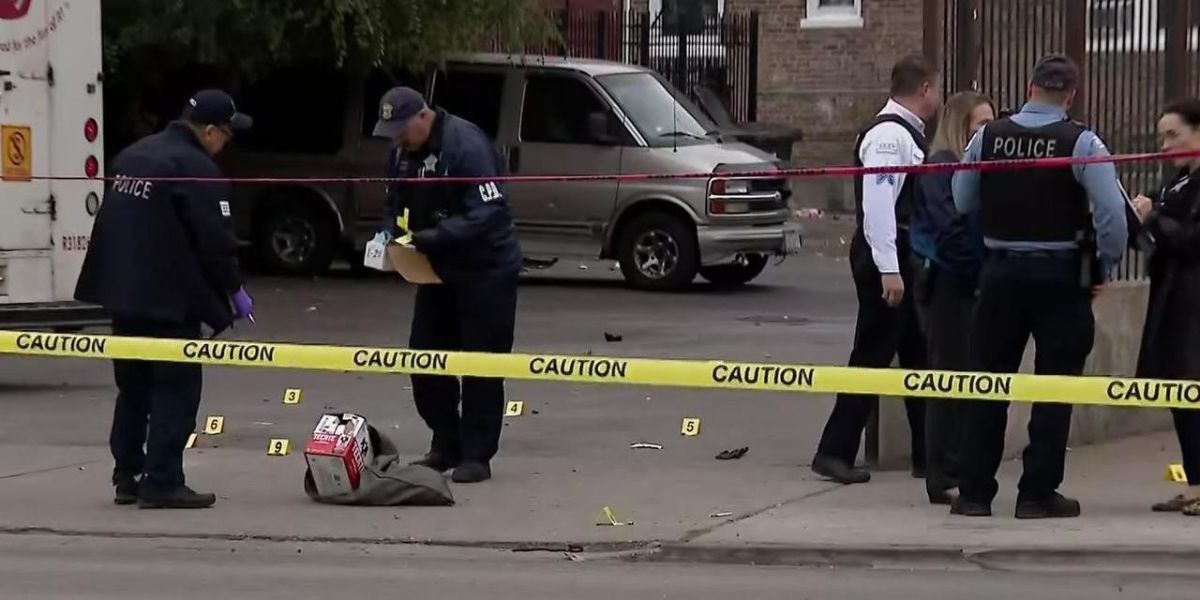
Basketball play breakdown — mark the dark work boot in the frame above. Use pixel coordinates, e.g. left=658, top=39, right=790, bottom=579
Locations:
left=410, top=450, right=461, bottom=473
left=811, top=455, right=870, bottom=484
left=451, top=462, right=492, bottom=484
left=950, top=496, right=993, bottom=517
left=113, top=476, right=140, bottom=506
left=137, top=484, right=216, bottom=509
left=1015, top=493, right=1081, bottom=519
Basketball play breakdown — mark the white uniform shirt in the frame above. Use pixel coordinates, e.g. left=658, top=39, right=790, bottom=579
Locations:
left=858, top=99, right=926, bottom=274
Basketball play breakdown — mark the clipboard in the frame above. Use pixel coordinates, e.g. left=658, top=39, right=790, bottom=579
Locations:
left=1118, top=179, right=1154, bottom=246
left=385, top=242, right=442, bottom=284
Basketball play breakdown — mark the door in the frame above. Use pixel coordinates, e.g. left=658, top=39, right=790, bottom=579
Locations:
left=505, top=72, right=624, bottom=259
left=0, top=0, right=54, bottom=302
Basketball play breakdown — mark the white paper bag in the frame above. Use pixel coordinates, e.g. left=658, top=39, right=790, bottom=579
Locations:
left=363, top=237, right=392, bottom=271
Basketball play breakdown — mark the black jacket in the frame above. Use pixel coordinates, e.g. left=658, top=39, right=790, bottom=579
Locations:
left=910, top=150, right=985, bottom=280
left=1136, top=168, right=1200, bottom=380
left=384, top=109, right=522, bottom=283
left=75, top=122, right=242, bottom=332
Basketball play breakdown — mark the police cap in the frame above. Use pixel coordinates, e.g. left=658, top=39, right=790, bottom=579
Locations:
left=372, top=86, right=426, bottom=139
left=1031, top=55, right=1079, bottom=92
left=182, top=89, right=253, bottom=131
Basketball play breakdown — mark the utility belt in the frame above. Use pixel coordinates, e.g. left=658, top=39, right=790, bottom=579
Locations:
left=984, top=243, right=1101, bottom=289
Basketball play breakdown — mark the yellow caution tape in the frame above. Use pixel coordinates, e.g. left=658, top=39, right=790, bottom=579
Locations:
left=2, top=330, right=1199, bottom=409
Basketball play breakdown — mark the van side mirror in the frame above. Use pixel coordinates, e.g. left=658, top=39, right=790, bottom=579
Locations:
left=586, top=112, right=622, bottom=146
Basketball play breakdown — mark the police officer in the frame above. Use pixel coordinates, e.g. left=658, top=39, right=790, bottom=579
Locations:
left=813, top=55, right=941, bottom=485
left=76, top=89, right=254, bottom=509
left=373, top=87, right=522, bottom=484
left=951, top=55, right=1128, bottom=519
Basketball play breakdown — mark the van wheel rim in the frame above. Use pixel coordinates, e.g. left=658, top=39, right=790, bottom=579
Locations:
left=633, top=230, right=679, bottom=280
left=271, top=217, right=316, bottom=266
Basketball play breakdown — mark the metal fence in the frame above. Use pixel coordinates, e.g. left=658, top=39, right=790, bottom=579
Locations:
left=500, top=10, right=760, bottom=123
left=941, top=0, right=1199, bottom=280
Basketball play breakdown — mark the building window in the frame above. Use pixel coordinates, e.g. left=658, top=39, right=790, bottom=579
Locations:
left=650, top=0, right=723, bottom=35
left=801, top=0, right=864, bottom=29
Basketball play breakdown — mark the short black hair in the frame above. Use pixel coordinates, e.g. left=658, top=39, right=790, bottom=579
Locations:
left=1163, top=98, right=1200, bottom=128
left=891, top=55, right=938, bottom=97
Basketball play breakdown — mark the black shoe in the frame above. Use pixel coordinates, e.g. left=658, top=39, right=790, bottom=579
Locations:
left=451, top=462, right=491, bottom=483
left=137, top=485, right=216, bottom=509
left=410, top=451, right=461, bottom=473
left=950, top=496, right=993, bottom=517
left=1015, top=493, right=1081, bottom=519
left=113, top=477, right=140, bottom=506
left=811, top=455, right=870, bottom=484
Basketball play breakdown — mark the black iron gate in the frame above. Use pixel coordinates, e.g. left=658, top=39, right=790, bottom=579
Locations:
left=545, top=10, right=760, bottom=123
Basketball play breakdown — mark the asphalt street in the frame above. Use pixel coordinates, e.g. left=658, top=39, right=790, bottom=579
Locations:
left=0, top=535, right=1189, bottom=600
left=0, top=253, right=861, bottom=470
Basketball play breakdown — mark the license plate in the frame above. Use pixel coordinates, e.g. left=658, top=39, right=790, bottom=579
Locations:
left=783, top=230, right=803, bottom=255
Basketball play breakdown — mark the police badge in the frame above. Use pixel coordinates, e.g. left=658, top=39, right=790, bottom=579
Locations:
left=381, top=103, right=394, bottom=120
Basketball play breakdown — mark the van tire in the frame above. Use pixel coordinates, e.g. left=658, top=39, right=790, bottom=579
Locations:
left=616, top=211, right=699, bottom=292
left=255, top=202, right=337, bottom=276
left=700, top=253, right=769, bottom=288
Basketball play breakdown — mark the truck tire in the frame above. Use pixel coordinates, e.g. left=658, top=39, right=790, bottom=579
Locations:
left=616, top=211, right=699, bottom=292
left=255, top=202, right=337, bottom=276
left=700, top=253, right=769, bottom=288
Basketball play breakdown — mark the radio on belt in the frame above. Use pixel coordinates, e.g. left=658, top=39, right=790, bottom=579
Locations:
left=304, top=413, right=374, bottom=496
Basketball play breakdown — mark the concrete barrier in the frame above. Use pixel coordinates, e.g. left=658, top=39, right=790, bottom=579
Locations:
left=871, top=280, right=1167, bottom=468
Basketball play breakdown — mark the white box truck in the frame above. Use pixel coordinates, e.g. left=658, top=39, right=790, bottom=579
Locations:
left=0, top=0, right=107, bottom=330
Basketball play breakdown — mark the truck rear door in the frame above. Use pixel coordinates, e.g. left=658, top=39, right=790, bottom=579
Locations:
left=0, top=0, right=55, bottom=302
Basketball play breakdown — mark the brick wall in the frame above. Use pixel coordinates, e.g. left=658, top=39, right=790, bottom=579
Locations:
left=629, top=0, right=925, bottom=210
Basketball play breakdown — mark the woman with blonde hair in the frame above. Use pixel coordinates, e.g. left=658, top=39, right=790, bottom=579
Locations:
left=909, top=91, right=995, bottom=505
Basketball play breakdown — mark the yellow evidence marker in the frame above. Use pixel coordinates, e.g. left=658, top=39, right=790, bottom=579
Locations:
left=267, top=439, right=292, bottom=456
left=185, top=433, right=198, bottom=449
left=1166, top=464, right=1188, bottom=484
left=505, top=401, right=525, bottom=417
left=283, top=388, right=303, bottom=405
left=681, top=418, right=701, bottom=437
left=203, top=416, right=225, bottom=435
left=595, top=505, right=632, bottom=526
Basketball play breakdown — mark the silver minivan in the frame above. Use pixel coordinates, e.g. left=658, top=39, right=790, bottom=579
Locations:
left=226, top=53, right=801, bottom=291
left=468, top=53, right=801, bottom=290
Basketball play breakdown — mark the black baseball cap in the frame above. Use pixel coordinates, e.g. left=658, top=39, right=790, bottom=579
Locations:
left=372, top=86, right=426, bottom=139
left=1031, top=55, right=1079, bottom=92
left=182, top=89, right=253, bottom=131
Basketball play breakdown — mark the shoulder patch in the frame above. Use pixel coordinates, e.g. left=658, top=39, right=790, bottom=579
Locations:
left=874, top=140, right=900, bottom=155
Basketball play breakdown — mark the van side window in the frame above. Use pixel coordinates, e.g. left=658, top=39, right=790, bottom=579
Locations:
left=430, top=70, right=505, bottom=140
left=521, top=75, right=609, bottom=145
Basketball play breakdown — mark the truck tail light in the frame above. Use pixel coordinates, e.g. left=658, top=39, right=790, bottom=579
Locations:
left=84, top=118, right=99, bottom=143
left=84, top=156, right=99, bottom=178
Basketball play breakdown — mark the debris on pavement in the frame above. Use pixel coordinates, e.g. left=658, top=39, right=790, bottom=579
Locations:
left=630, top=442, right=663, bottom=450
left=604, top=332, right=623, bottom=342
left=709, top=511, right=733, bottom=518
left=715, top=447, right=749, bottom=460
left=595, top=505, right=632, bottom=526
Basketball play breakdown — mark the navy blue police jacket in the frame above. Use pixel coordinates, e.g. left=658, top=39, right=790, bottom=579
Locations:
left=909, top=150, right=985, bottom=281
left=75, top=122, right=243, bottom=333
left=384, top=109, right=522, bottom=283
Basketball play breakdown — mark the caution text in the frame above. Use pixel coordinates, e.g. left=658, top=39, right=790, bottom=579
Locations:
left=16, top=333, right=106, bottom=355
left=903, top=372, right=1012, bottom=397
left=711, top=364, right=815, bottom=388
left=529, top=357, right=628, bottom=380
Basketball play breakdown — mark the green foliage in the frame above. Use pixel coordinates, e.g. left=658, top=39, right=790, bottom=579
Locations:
left=101, top=0, right=556, bottom=145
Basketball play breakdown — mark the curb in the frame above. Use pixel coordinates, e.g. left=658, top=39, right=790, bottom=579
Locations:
left=645, top=542, right=1200, bottom=575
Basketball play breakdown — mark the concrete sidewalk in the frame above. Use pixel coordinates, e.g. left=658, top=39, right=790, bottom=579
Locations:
left=1, top=432, right=1197, bottom=572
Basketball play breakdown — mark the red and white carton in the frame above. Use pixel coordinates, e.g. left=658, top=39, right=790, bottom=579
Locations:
left=304, top=413, right=374, bottom=496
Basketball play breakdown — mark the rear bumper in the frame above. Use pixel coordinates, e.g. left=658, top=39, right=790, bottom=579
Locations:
left=696, top=221, right=803, bottom=267
left=0, top=301, right=110, bottom=331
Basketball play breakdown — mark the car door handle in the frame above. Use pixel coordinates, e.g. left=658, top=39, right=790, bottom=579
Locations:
left=508, top=146, right=521, bottom=174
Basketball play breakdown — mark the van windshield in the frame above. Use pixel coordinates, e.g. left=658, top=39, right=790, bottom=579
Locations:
left=596, top=72, right=714, bottom=147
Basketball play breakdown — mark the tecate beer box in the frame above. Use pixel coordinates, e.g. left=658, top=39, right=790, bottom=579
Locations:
left=304, top=413, right=374, bottom=496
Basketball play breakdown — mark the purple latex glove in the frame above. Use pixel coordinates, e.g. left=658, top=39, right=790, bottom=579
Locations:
left=230, top=287, right=254, bottom=322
